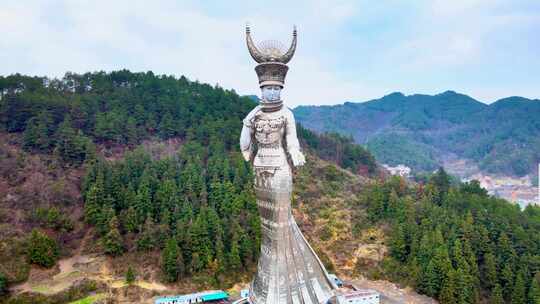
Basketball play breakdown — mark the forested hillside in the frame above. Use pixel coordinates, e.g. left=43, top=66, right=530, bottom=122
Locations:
left=1, top=71, right=539, bottom=304
left=0, top=71, right=377, bottom=303
left=359, top=168, right=540, bottom=304
left=294, top=91, right=540, bottom=177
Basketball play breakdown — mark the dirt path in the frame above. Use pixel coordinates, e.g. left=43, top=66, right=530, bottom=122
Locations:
left=11, top=251, right=167, bottom=295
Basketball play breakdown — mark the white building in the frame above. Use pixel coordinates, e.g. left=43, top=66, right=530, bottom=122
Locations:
left=382, top=164, right=411, bottom=177
left=337, top=290, right=380, bottom=304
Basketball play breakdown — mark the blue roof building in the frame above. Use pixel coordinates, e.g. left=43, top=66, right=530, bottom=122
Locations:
left=155, top=290, right=229, bottom=304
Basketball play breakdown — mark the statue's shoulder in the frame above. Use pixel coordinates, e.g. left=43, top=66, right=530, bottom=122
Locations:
left=282, top=106, right=295, bottom=120
left=243, top=105, right=262, bottom=126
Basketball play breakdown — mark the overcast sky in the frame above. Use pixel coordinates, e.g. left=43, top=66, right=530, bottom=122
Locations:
left=1, top=0, right=539, bottom=107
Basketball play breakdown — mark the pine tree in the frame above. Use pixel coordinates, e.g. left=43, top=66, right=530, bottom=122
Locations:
left=421, top=261, right=439, bottom=298
left=228, top=229, right=242, bottom=271
left=122, top=206, right=139, bottom=233
left=24, top=111, right=55, bottom=152
left=432, top=245, right=453, bottom=297
left=528, top=276, right=540, bottom=304
left=390, top=223, right=409, bottom=262
left=387, top=189, right=400, bottom=217
left=125, top=117, right=139, bottom=145
left=137, top=214, right=156, bottom=251
left=102, top=216, right=124, bottom=256
left=366, top=185, right=385, bottom=221
left=190, top=212, right=212, bottom=269
left=158, top=112, right=176, bottom=139
left=54, top=115, right=85, bottom=164
left=454, top=268, right=470, bottom=304
left=461, top=238, right=479, bottom=286
left=96, top=201, right=115, bottom=236
left=22, top=117, right=40, bottom=151
left=239, top=231, right=253, bottom=266
left=27, top=229, right=59, bottom=268
left=491, top=284, right=504, bottom=304
left=125, top=266, right=136, bottom=284
left=84, top=183, right=102, bottom=224
left=440, top=269, right=457, bottom=304
left=135, top=184, right=152, bottom=222
left=498, top=232, right=516, bottom=266
left=431, top=167, right=450, bottom=199
left=0, top=271, right=6, bottom=296
left=511, top=271, right=527, bottom=304
left=155, top=179, right=177, bottom=215
left=501, top=263, right=515, bottom=300
left=483, top=252, right=498, bottom=289
left=162, top=238, right=180, bottom=282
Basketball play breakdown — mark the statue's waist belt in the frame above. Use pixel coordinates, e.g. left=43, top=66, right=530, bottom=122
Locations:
left=258, top=142, right=281, bottom=149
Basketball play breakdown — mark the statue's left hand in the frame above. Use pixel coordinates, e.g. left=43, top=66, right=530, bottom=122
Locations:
left=290, top=150, right=306, bottom=167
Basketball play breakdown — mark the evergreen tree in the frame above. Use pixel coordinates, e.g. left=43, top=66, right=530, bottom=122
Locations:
left=420, top=261, right=439, bottom=297
left=158, top=112, right=176, bottom=139
left=483, top=252, right=498, bottom=289
left=135, top=184, right=152, bottom=222
left=102, top=216, right=124, bottom=256
left=54, top=115, right=87, bottom=164
left=366, top=185, right=385, bottom=221
left=175, top=217, right=192, bottom=272
left=498, top=232, right=516, bottom=266
left=155, top=179, right=177, bottom=216
left=501, top=263, right=515, bottom=300
left=528, top=276, right=540, bottom=304
left=34, top=111, right=55, bottom=152
left=125, top=117, right=139, bottom=145
left=190, top=212, right=212, bottom=270
left=461, top=238, right=479, bottom=286
left=125, top=266, right=136, bottom=284
left=162, top=238, right=180, bottom=282
left=137, top=214, right=156, bottom=251
left=491, top=284, right=504, bottom=304
left=96, top=201, right=115, bottom=236
left=511, top=271, right=527, bottom=304
left=0, top=271, right=7, bottom=296
left=84, top=182, right=104, bottom=224
left=122, top=206, right=139, bottom=233
left=27, top=229, right=59, bottom=268
left=440, top=269, right=457, bottom=304
left=432, top=246, right=453, bottom=296
left=430, top=167, right=450, bottom=204
left=228, top=230, right=242, bottom=271
left=454, top=268, right=471, bottom=304
left=390, top=223, right=408, bottom=262
left=22, top=117, right=40, bottom=151
left=239, top=231, right=254, bottom=266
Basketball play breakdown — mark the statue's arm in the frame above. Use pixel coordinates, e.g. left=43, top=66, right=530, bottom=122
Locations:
left=285, top=109, right=306, bottom=167
left=240, top=105, right=261, bottom=162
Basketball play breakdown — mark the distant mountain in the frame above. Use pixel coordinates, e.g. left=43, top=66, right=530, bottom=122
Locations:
left=294, top=91, right=540, bottom=177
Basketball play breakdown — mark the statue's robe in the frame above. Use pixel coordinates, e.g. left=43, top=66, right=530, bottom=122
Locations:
left=240, top=104, right=336, bottom=304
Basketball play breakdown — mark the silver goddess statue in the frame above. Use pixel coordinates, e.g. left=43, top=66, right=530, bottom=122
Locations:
left=240, top=25, right=337, bottom=304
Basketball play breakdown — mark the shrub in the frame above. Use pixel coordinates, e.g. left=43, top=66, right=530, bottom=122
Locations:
left=0, top=272, right=7, bottom=296
left=27, top=229, right=59, bottom=268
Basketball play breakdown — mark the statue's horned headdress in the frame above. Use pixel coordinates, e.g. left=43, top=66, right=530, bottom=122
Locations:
left=246, top=25, right=297, bottom=64
left=246, top=24, right=297, bottom=88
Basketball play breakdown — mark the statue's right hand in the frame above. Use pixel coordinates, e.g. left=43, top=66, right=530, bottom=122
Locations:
left=241, top=150, right=251, bottom=162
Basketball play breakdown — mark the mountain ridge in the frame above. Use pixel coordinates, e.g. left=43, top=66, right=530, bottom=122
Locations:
left=294, top=91, right=540, bottom=177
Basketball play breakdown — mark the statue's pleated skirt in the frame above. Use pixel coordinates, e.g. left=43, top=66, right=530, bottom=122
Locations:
left=249, top=166, right=335, bottom=304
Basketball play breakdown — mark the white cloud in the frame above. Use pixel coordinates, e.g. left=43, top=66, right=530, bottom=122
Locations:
left=0, top=0, right=538, bottom=106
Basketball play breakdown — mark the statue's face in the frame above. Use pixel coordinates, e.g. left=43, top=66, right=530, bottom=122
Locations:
left=261, top=85, right=282, bottom=102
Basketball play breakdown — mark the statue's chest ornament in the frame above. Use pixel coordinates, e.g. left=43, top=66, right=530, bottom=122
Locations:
left=254, top=116, right=285, bottom=145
